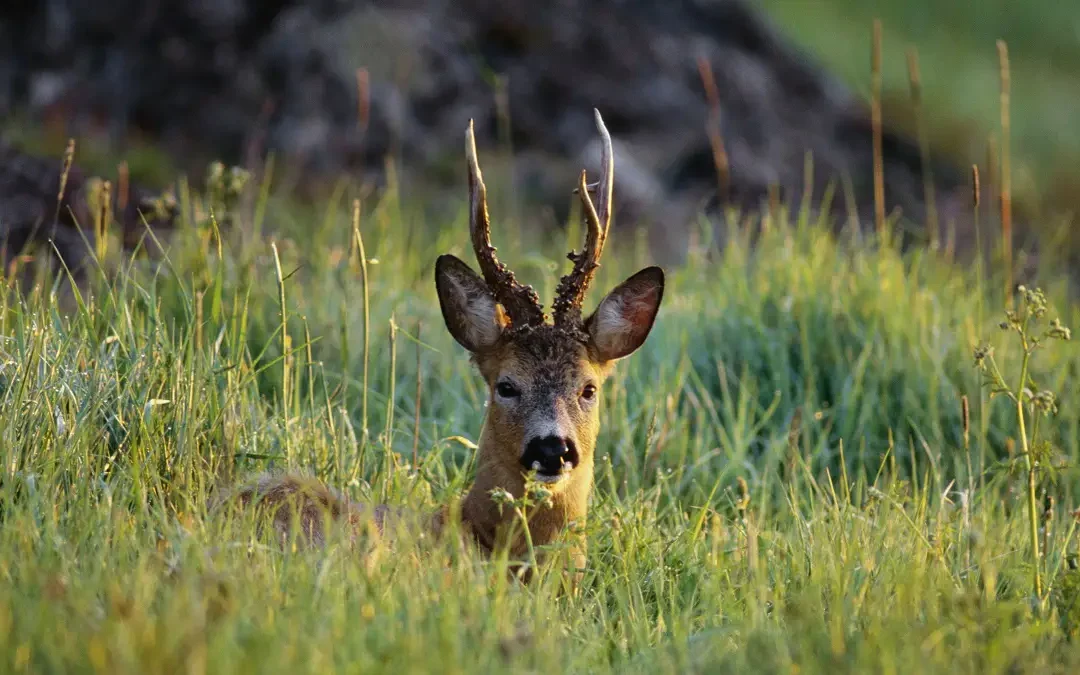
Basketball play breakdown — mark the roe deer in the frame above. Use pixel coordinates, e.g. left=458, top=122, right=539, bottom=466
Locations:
left=222, top=110, right=664, bottom=580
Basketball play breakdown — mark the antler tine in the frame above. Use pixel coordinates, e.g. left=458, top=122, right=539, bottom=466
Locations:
left=592, top=108, right=614, bottom=257
left=552, top=109, right=614, bottom=328
left=465, top=120, right=545, bottom=327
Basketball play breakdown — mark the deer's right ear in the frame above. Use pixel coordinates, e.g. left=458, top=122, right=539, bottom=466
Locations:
left=435, top=254, right=508, bottom=353
left=585, top=266, right=664, bottom=362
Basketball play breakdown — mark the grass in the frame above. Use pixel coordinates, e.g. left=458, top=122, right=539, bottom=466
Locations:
left=758, top=0, right=1080, bottom=218
left=0, top=152, right=1079, bottom=673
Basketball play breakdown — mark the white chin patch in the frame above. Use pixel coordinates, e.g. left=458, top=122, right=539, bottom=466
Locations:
left=529, top=459, right=575, bottom=484
left=533, top=472, right=570, bottom=484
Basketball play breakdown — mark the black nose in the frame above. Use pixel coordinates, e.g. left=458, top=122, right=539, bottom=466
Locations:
left=521, top=436, right=579, bottom=475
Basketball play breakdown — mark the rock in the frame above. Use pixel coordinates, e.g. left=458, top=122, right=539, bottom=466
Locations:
left=0, top=0, right=972, bottom=261
left=0, top=139, right=177, bottom=277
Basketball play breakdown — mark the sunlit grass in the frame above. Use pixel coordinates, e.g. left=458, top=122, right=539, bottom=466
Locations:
left=1, top=166, right=1079, bottom=673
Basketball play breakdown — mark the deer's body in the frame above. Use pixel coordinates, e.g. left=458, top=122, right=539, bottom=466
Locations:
left=222, top=111, right=663, bottom=579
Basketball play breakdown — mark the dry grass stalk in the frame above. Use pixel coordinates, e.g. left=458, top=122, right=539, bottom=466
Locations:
left=55, top=139, right=76, bottom=229
left=96, top=180, right=112, bottom=262
left=871, top=20, right=885, bottom=236
left=906, top=48, right=938, bottom=248
left=971, top=165, right=980, bottom=210
left=356, top=68, right=370, bottom=135
left=117, top=161, right=130, bottom=212
left=697, top=54, right=730, bottom=204
left=997, top=41, right=1013, bottom=307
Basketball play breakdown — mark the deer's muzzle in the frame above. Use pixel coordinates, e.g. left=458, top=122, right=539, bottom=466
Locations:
left=521, top=436, right=579, bottom=481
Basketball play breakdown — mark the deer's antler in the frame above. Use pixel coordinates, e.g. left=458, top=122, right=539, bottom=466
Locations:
left=466, top=120, right=545, bottom=328
left=552, top=109, right=613, bottom=328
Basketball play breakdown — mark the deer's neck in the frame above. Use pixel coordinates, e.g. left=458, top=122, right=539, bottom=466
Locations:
left=460, top=439, right=592, bottom=557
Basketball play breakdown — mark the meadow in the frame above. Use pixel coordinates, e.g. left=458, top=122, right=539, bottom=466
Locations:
left=0, top=137, right=1078, bottom=673
left=2, top=5, right=1080, bottom=668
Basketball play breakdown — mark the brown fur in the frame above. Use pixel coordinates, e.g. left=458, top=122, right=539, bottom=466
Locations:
left=218, top=114, right=663, bottom=582
left=459, top=326, right=610, bottom=575
left=215, top=473, right=387, bottom=547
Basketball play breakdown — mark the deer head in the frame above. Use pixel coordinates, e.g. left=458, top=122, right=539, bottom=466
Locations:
left=434, top=111, right=664, bottom=518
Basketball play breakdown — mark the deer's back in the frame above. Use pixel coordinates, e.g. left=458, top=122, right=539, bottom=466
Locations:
left=219, top=473, right=391, bottom=547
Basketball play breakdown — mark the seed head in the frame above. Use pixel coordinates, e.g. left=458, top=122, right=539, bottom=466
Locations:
left=961, top=395, right=970, bottom=440
left=489, top=487, right=515, bottom=515
left=1031, top=390, right=1058, bottom=416
left=735, top=477, right=750, bottom=511
left=527, top=483, right=554, bottom=509
left=1049, top=318, right=1072, bottom=341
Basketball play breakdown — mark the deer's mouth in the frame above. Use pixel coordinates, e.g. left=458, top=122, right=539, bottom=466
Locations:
left=528, top=458, right=576, bottom=483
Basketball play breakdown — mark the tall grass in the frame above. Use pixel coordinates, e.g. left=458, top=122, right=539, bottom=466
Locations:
left=0, top=165, right=1079, bottom=672
left=760, top=0, right=1080, bottom=200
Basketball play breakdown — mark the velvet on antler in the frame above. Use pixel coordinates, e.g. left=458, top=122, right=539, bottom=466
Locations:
left=551, top=109, right=614, bottom=329
left=465, top=121, right=546, bottom=328
left=464, top=109, right=614, bottom=333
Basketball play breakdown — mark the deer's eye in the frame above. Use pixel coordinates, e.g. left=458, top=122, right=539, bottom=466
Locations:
left=496, top=381, right=521, bottom=399
left=580, top=384, right=597, bottom=401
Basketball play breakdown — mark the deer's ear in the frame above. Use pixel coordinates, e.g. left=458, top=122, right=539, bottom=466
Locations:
left=585, top=266, right=664, bottom=361
left=435, top=254, right=508, bottom=353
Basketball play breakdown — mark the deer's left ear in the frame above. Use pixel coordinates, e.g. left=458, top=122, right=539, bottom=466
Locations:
left=435, top=254, right=509, bottom=353
left=585, top=266, right=664, bottom=361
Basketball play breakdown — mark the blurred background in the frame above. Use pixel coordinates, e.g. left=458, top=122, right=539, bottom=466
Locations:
left=1, top=0, right=1077, bottom=267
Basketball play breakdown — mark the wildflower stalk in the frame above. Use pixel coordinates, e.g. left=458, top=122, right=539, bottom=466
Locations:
left=490, top=477, right=553, bottom=581
left=975, top=286, right=1071, bottom=604
left=1014, top=318, right=1042, bottom=598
